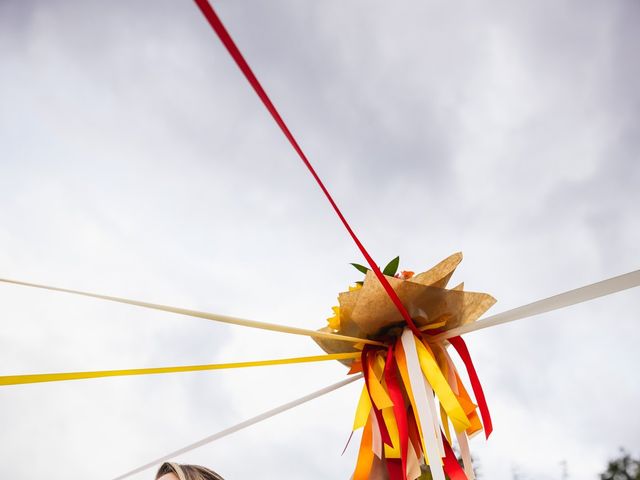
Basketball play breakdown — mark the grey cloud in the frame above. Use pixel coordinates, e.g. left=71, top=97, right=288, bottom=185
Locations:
left=1, top=0, right=639, bottom=479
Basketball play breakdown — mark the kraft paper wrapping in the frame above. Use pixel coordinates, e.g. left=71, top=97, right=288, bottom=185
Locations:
left=315, top=253, right=496, bottom=362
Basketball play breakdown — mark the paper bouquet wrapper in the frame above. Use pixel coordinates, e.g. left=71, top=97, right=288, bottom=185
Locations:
left=315, top=252, right=495, bottom=359
left=315, top=253, right=497, bottom=480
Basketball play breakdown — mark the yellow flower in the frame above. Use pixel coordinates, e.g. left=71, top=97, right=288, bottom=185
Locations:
left=327, top=306, right=341, bottom=330
left=327, top=285, right=361, bottom=331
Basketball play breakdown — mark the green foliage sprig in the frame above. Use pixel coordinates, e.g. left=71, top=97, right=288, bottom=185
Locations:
left=350, top=256, right=400, bottom=285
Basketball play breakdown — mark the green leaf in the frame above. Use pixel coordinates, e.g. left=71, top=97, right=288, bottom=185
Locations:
left=383, top=256, right=400, bottom=276
left=355, top=281, right=364, bottom=286
left=350, top=263, right=370, bottom=275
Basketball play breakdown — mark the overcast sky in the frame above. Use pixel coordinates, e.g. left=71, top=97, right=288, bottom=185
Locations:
left=1, top=0, right=639, bottom=479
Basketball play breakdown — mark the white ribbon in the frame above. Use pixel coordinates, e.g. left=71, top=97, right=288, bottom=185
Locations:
left=400, top=329, right=445, bottom=480
left=111, top=374, right=362, bottom=480
left=371, top=409, right=383, bottom=459
left=456, top=430, right=475, bottom=480
left=423, top=375, right=445, bottom=457
left=433, top=269, right=640, bottom=341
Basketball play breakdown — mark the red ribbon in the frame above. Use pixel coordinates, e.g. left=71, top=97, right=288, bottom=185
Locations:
left=384, top=345, right=409, bottom=480
left=448, top=336, right=493, bottom=438
left=192, top=0, right=422, bottom=338
left=361, top=346, right=393, bottom=447
left=386, top=459, right=404, bottom=480
left=191, top=4, right=492, bottom=476
left=442, top=432, right=469, bottom=480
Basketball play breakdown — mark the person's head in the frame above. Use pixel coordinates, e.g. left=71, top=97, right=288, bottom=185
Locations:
left=155, top=462, right=224, bottom=480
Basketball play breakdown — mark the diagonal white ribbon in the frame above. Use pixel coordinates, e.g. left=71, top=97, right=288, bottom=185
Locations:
left=433, top=269, right=640, bottom=341
left=0, top=277, right=383, bottom=346
left=111, top=374, right=362, bottom=480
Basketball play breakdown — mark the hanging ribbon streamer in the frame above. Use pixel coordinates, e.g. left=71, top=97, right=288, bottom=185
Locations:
left=400, top=328, right=446, bottom=480
left=448, top=336, right=492, bottom=438
left=384, top=345, right=409, bottom=478
left=349, top=327, right=492, bottom=479
left=442, top=433, right=469, bottom=480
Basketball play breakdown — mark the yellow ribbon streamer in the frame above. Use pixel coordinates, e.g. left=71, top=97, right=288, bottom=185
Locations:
left=382, top=405, right=401, bottom=458
left=0, top=352, right=361, bottom=386
left=365, top=356, right=394, bottom=410
left=0, top=278, right=384, bottom=346
left=368, top=351, right=400, bottom=458
left=352, top=384, right=372, bottom=430
left=414, top=337, right=471, bottom=433
left=440, top=404, right=452, bottom=445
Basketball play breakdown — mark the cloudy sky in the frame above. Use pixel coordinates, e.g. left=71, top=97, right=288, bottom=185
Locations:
left=1, top=0, right=639, bottom=479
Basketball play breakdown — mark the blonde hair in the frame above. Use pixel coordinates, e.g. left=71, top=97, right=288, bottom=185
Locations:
left=155, top=462, right=224, bottom=480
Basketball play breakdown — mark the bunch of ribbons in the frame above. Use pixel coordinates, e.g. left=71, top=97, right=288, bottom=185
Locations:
left=349, top=331, right=490, bottom=480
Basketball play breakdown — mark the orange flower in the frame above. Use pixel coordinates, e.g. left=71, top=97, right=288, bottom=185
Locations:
left=399, top=270, right=414, bottom=280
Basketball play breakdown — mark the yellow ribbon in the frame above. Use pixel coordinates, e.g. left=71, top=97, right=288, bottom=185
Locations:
left=440, top=404, right=452, bottom=444
left=352, top=384, right=372, bottom=430
left=382, top=406, right=401, bottom=458
left=0, top=278, right=384, bottom=346
left=0, top=352, right=361, bottom=386
left=414, top=337, right=471, bottom=433
left=365, top=355, right=394, bottom=410
left=419, top=320, right=447, bottom=331
left=369, top=351, right=400, bottom=458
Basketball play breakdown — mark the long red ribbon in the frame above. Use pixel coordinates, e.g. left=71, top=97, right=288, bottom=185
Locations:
left=384, top=345, right=408, bottom=480
left=361, top=346, right=393, bottom=447
left=448, top=336, right=493, bottom=438
left=191, top=4, right=493, bottom=475
left=192, top=0, right=422, bottom=338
